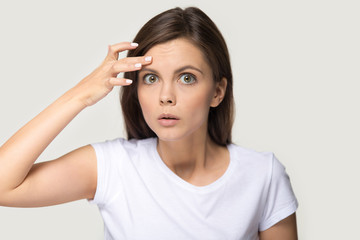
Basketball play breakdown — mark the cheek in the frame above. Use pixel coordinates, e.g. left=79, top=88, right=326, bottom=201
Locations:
left=138, top=90, right=149, bottom=112
left=181, top=88, right=214, bottom=116
left=137, top=87, right=156, bottom=120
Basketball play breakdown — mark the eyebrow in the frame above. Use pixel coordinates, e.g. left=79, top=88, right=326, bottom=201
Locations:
left=140, top=65, right=204, bottom=75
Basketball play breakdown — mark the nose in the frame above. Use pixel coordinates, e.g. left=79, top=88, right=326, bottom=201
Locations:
left=159, top=83, right=176, bottom=106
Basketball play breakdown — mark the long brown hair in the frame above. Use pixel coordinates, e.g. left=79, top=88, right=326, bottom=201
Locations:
left=121, top=7, right=234, bottom=146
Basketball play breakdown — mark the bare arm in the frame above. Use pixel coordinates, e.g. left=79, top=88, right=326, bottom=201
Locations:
left=0, top=145, right=97, bottom=207
left=0, top=42, right=152, bottom=207
left=259, top=213, right=298, bottom=240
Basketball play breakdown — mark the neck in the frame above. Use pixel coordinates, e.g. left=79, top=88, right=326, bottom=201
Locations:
left=156, top=132, right=222, bottom=181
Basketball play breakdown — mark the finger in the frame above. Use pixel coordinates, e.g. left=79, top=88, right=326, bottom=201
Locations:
left=111, top=56, right=152, bottom=73
left=108, top=77, right=133, bottom=86
left=106, top=42, right=138, bottom=61
left=120, top=56, right=153, bottom=65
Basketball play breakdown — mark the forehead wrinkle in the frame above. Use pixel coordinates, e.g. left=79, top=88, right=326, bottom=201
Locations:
left=142, top=38, right=211, bottom=78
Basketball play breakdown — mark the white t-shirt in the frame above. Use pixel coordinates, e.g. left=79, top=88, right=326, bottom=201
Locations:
left=89, top=138, right=298, bottom=240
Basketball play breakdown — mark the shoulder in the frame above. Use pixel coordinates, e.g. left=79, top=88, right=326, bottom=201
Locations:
left=228, top=143, right=289, bottom=186
left=229, top=143, right=276, bottom=170
left=91, top=137, right=156, bottom=151
left=89, top=138, right=157, bottom=205
left=90, top=137, right=157, bottom=160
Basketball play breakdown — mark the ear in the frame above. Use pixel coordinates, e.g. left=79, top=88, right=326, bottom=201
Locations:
left=210, top=77, right=227, bottom=107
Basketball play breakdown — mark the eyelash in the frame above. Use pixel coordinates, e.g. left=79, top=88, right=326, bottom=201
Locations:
left=143, top=74, right=159, bottom=84
left=142, top=73, right=197, bottom=85
left=179, top=73, right=197, bottom=85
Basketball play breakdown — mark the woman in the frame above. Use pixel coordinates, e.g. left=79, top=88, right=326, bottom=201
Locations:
left=0, top=7, right=298, bottom=239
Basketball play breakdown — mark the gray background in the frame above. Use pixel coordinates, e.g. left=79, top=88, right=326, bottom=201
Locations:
left=0, top=0, right=359, bottom=239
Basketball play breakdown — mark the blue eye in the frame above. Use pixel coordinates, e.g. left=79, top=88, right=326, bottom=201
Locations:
left=143, top=74, right=159, bottom=84
left=180, top=73, right=196, bottom=84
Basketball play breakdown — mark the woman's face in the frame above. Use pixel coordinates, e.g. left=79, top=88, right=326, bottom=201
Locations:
left=137, top=38, right=222, bottom=142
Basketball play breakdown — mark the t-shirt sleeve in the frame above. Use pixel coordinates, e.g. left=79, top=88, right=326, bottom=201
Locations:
left=88, top=139, right=124, bottom=207
left=259, top=154, right=298, bottom=231
left=87, top=141, right=108, bottom=206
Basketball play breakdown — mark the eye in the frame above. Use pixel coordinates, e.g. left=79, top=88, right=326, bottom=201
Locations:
left=179, top=73, right=196, bottom=84
left=143, top=74, right=159, bottom=84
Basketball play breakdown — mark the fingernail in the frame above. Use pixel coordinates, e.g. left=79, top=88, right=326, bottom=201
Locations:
left=145, top=56, right=152, bottom=62
left=131, top=42, right=138, bottom=47
left=126, top=79, right=133, bottom=84
left=135, top=63, right=142, bottom=68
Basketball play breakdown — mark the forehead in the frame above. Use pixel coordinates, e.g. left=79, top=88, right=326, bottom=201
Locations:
left=143, top=38, right=211, bottom=72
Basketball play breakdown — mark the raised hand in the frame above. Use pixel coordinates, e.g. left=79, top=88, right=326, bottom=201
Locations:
left=0, top=42, right=152, bottom=207
left=72, top=42, right=152, bottom=107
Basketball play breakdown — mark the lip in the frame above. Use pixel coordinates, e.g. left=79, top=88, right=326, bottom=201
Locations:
left=158, top=113, right=180, bottom=127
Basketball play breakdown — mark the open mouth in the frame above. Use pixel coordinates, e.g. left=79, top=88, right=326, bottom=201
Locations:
left=158, top=114, right=179, bottom=120
left=158, top=114, right=180, bottom=126
left=161, top=117, right=177, bottom=120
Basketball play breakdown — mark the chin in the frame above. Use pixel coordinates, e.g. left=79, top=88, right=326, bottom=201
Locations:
left=157, top=134, right=185, bottom=142
left=150, top=120, right=207, bottom=143
left=155, top=128, right=200, bottom=143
